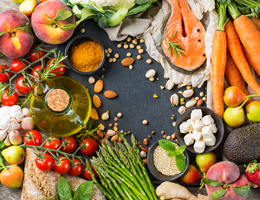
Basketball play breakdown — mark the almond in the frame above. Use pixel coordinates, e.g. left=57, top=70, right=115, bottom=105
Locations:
left=93, top=95, right=102, bottom=108
left=90, top=108, right=99, bottom=120
left=104, top=90, right=117, bottom=99
left=121, top=57, right=135, bottom=66
left=94, top=80, right=103, bottom=93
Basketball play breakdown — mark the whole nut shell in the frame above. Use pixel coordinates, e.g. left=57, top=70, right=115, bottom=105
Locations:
left=145, top=69, right=156, bottom=78
left=170, top=94, right=179, bottom=106
left=107, top=129, right=116, bottom=137
left=183, top=90, right=194, bottom=98
left=178, top=106, right=186, bottom=114
left=186, top=99, right=197, bottom=109
left=166, top=80, right=174, bottom=90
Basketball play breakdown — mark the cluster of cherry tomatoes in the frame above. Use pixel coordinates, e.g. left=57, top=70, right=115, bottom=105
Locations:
left=23, top=130, right=98, bottom=180
left=0, top=45, right=66, bottom=106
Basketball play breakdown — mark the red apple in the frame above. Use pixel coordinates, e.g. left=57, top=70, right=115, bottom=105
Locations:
left=31, top=0, right=75, bottom=44
left=0, top=10, right=33, bottom=59
left=180, top=164, right=201, bottom=184
left=0, top=166, right=24, bottom=188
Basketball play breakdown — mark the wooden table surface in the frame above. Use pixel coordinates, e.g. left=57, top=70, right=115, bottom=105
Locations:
left=1, top=1, right=260, bottom=199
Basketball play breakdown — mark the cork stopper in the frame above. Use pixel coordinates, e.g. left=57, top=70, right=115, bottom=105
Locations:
left=46, top=89, right=70, bottom=112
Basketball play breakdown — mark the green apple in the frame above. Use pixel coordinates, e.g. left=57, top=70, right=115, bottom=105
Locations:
left=246, top=101, right=260, bottom=122
left=12, top=0, right=25, bottom=3
left=223, top=106, right=245, bottom=128
left=1, top=146, right=25, bottom=165
left=196, top=152, right=216, bottom=173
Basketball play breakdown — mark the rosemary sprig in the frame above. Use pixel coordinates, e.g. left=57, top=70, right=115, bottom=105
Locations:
left=77, top=122, right=99, bottom=139
left=167, top=31, right=185, bottom=59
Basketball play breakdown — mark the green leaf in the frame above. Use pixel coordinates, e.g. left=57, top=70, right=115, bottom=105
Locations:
left=158, top=139, right=175, bottom=151
left=0, top=31, right=7, bottom=37
left=167, top=151, right=176, bottom=157
left=0, top=52, right=3, bottom=58
left=211, top=189, right=227, bottom=199
left=54, top=10, right=73, bottom=21
left=58, top=177, right=73, bottom=200
left=73, top=181, right=94, bottom=200
left=176, top=145, right=186, bottom=154
left=175, top=154, right=186, bottom=172
left=231, top=185, right=251, bottom=197
left=202, top=178, right=223, bottom=187
left=0, top=142, right=4, bottom=150
left=60, top=24, right=76, bottom=31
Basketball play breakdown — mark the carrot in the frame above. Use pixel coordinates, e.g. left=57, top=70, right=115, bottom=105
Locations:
left=224, top=19, right=260, bottom=95
left=242, top=46, right=260, bottom=76
left=225, top=51, right=249, bottom=96
left=210, top=2, right=227, bottom=119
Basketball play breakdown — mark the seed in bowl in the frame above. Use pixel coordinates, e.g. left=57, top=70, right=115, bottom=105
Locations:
left=153, top=143, right=184, bottom=176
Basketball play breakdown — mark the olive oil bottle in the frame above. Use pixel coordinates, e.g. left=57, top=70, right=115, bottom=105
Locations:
left=30, top=76, right=91, bottom=137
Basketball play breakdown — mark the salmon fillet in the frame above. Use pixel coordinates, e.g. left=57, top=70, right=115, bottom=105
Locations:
left=162, top=0, right=206, bottom=73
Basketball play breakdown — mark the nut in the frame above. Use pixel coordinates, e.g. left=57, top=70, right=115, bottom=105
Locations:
left=183, top=90, right=194, bottom=98
left=142, top=158, right=147, bottom=164
left=98, top=123, right=105, bottom=131
left=196, top=99, right=204, bottom=106
left=118, top=136, right=122, bottom=143
left=94, top=80, right=103, bottom=93
left=93, top=95, right=102, bottom=108
left=104, top=90, right=117, bottom=99
left=145, top=69, right=156, bottom=78
left=121, top=57, right=135, bottom=66
left=186, top=99, right=197, bottom=109
left=170, top=94, right=179, bottom=106
left=97, top=130, right=104, bottom=138
left=149, top=77, right=155, bottom=82
left=101, top=112, right=109, bottom=120
left=140, top=151, right=147, bottom=158
left=166, top=79, right=174, bottom=90
left=142, top=120, right=148, bottom=125
left=178, top=106, right=186, bottom=114
left=200, top=92, right=204, bottom=97
left=166, top=136, right=171, bottom=140
left=90, top=108, right=99, bottom=120
left=143, top=138, right=149, bottom=146
left=117, top=112, right=122, bottom=118
left=111, top=134, right=119, bottom=142
left=107, top=129, right=116, bottom=137
left=88, top=76, right=95, bottom=84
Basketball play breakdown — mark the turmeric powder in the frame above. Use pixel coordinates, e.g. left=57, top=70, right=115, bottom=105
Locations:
left=68, top=41, right=103, bottom=72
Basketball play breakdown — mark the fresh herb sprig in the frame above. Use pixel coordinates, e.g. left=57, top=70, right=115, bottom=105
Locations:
left=167, top=31, right=185, bottom=59
left=201, top=178, right=251, bottom=199
left=158, top=139, right=187, bottom=172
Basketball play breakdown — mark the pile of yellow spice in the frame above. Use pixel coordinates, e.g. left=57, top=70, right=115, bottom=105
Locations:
left=68, top=40, right=103, bottom=72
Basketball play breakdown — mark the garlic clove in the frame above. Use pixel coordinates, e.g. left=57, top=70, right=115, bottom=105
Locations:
left=0, top=106, right=10, bottom=120
left=7, top=118, right=20, bottom=132
left=21, top=117, right=35, bottom=130
left=9, top=105, right=23, bottom=121
left=4, top=135, right=11, bottom=146
left=0, top=129, right=7, bottom=141
left=0, top=118, right=10, bottom=130
left=22, top=108, right=31, bottom=117
left=9, top=130, right=22, bottom=145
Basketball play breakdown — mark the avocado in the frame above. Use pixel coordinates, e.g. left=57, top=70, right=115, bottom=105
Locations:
left=223, top=123, right=260, bottom=164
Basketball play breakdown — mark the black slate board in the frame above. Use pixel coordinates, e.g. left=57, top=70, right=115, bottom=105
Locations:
left=58, top=18, right=207, bottom=182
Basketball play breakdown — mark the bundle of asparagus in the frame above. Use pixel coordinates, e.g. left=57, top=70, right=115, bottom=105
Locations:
left=85, top=133, right=159, bottom=200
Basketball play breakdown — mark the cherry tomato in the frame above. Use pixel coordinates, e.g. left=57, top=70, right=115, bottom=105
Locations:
left=68, top=158, right=84, bottom=176
left=35, top=153, right=54, bottom=171
left=43, top=136, right=61, bottom=152
left=10, top=58, right=29, bottom=73
left=31, top=65, right=46, bottom=79
left=81, top=138, right=98, bottom=155
left=53, top=156, right=71, bottom=174
left=23, top=130, right=42, bottom=146
left=0, top=65, right=12, bottom=82
left=61, top=137, right=77, bottom=153
left=47, top=58, right=66, bottom=76
left=15, top=76, right=31, bottom=94
left=83, top=164, right=98, bottom=180
left=1, top=89, right=18, bottom=106
left=28, top=45, right=47, bottom=62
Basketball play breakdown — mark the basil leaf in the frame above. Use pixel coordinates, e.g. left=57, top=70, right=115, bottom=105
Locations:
left=175, top=154, right=186, bottom=172
left=58, top=177, right=73, bottom=200
left=0, top=142, right=4, bottom=150
left=176, top=145, right=186, bottom=154
left=211, top=189, right=227, bottom=199
left=231, top=185, right=251, bottom=197
left=167, top=151, right=176, bottom=158
left=54, top=10, right=73, bottom=21
left=73, top=181, right=94, bottom=200
left=202, top=178, right=223, bottom=187
left=158, top=139, right=175, bottom=151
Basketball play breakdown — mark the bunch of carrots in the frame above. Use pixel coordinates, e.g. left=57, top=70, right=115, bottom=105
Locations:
left=211, top=0, right=260, bottom=119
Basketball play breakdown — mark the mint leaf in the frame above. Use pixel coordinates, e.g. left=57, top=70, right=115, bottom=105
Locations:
left=231, top=185, right=251, bottom=197
left=58, top=177, right=73, bottom=200
left=211, top=189, right=227, bottom=199
left=158, top=139, right=175, bottom=151
left=175, top=154, right=186, bottom=172
left=54, top=10, right=73, bottom=21
left=167, top=151, right=176, bottom=157
left=176, top=145, right=186, bottom=154
left=73, top=181, right=94, bottom=200
left=0, top=142, right=4, bottom=150
left=202, top=178, right=223, bottom=187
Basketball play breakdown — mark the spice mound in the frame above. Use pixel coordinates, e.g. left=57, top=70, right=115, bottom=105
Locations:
left=47, top=89, right=70, bottom=112
left=153, top=143, right=183, bottom=176
left=68, top=40, right=103, bottom=72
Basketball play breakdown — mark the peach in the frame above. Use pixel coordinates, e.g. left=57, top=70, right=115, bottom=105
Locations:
left=0, top=10, right=33, bottom=59
left=180, top=164, right=201, bottom=184
left=31, top=0, right=75, bottom=44
left=205, top=161, right=249, bottom=200
left=0, top=166, right=24, bottom=188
